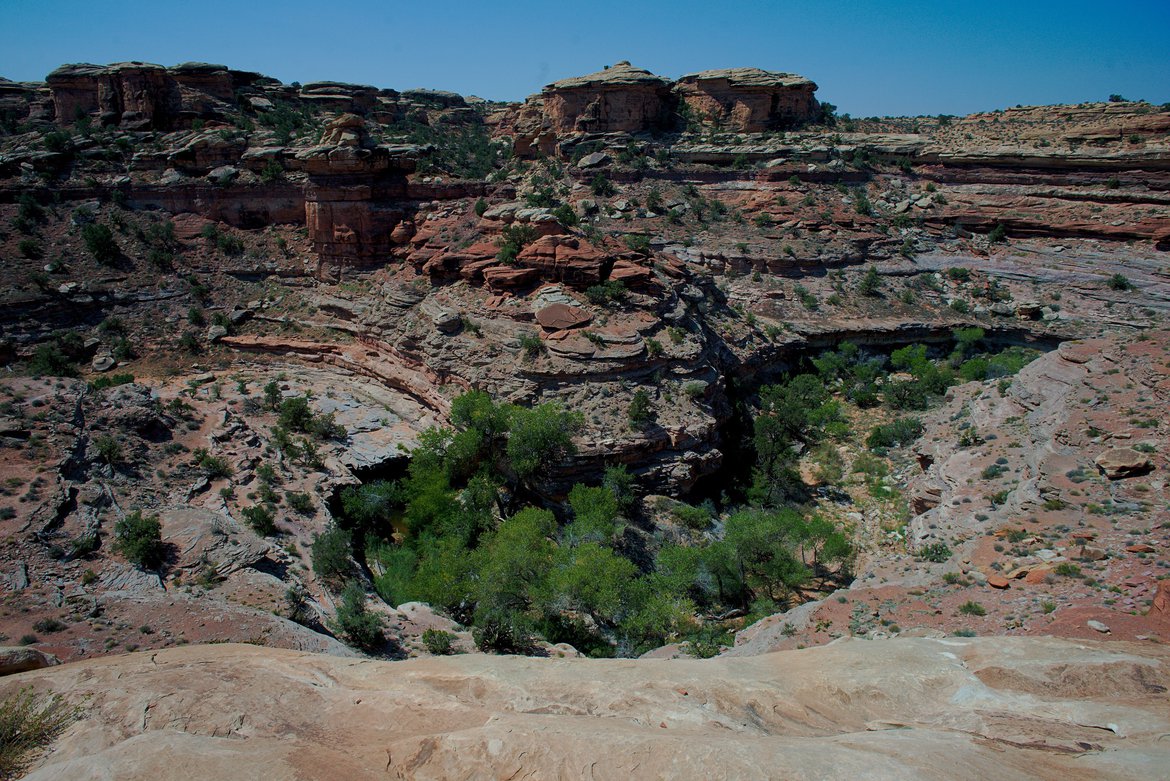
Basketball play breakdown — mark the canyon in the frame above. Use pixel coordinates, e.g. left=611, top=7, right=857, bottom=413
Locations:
left=0, top=58, right=1168, bottom=779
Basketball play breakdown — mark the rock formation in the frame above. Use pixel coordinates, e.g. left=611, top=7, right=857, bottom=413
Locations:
left=675, top=67, right=819, bottom=131
left=542, top=61, right=675, bottom=135
left=298, top=114, right=418, bottom=279
left=44, top=62, right=264, bottom=129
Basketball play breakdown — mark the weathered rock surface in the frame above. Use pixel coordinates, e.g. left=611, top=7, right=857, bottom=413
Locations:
left=12, top=636, right=1170, bottom=780
left=543, top=61, right=674, bottom=135
left=676, top=67, right=819, bottom=131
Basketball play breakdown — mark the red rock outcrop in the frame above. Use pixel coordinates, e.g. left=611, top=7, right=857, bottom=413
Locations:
left=515, top=234, right=608, bottom=285
left=297, top=114, right=418, bottom=279
left=675, top=67, right=818, bottom=131
left=542, top=61, right=674, bottom=135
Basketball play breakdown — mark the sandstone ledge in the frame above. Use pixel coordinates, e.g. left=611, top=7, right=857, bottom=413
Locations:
left=10, top=636, right=1170, bottom=780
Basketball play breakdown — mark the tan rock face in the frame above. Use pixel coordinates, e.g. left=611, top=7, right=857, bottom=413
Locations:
left=542, top=61, right=674, bottom=134
left=45, top=61, right=244, bottom=129
left=676, top=67, right=819, bottom=132
left=14, top=637, right=1170, bottom=780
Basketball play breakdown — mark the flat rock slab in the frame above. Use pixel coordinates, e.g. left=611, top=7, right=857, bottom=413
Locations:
left=15, top=636, right=1170, bottom=781
left=536, top=303, right=593, bottom=330
left=1094, top=447, right=1154, bottom=479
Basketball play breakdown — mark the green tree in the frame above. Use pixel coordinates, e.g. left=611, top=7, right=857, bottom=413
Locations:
left=506, top=402, right=583, bottom=481
left=311, top=526, right=352, bottom=587
left=332, top=581, right=385, bottom=652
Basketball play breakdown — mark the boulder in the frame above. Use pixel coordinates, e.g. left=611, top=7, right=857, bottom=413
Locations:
left=431, top=310, right=462, bottom=334
left=577, top=151, right=611, bottom=168
left=536, top=303, right=593, bottom=331
left=0, top=646, right=59, bottom=677
left=1094, top=448, right=1154, bottom=479
left=91, top=353, right=116, bottom=372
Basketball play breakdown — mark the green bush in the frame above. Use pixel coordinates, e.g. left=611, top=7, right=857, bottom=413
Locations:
left=958, top=600, right=986, bottom=616
left=590, top=173, right=616, bottom=197
left=114, top=511, right=165, bottom=569
left=82, top=223, right=119, bottom=265
left=18, top=238, right=42, bottom=259
left=866, top=418, right=924, bottom=450
left=285, top=491, right=314, bottom=515
left=1106, top=273, right=1133, bottom=291
left=585, top=280, right=627, bottom=305
left=93, top=434, right=123, bottom=466
left=241, top=505, right=277, bottom=536
left=628, top=389, right=653, bottom=426
left=422, top=628, right=456, bottom=655
left=858, top=265, right=882, bottom=296
left=915, top=542, right=952, bottom=563
left=496, top=223, right=538, bottom=263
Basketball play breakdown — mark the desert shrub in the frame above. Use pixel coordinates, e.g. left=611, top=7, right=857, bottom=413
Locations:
left=285, top=491, right=314, bottom=515
left=958, top=601, right=986, bottom=616
left=866, top=418, right=924, bottom=450
left=858, top=265, right=882, bottom=296
left=93, top=434, right=123, bottom=465
left=192, top=448, right=232, bottom=479
left=472, top=606, right=536, bottom=654
left=519, top=332, right=544, bottom=359
left=590, top=173, right=616, bottom=197
left=671, top=502, right=712, bottom=530
left=623, top=233, right=651, bottom=254
left=1106, top=273, right=1133, bottom=291
left=496, top=223, right=538, bottom=263
left=551, top=203, right=578, bottom=227
left=0, top=687, right=81, bottom=779
left=422, top=628, right=456, bottom=655
left=585, top=280, right=627, bottom=305
left=916, top=542, right=952, bottom=563
left=114, top=511, right=165, bottom=569
left=81, top=223, right=119, bottom=265
left=27, top=343, right=77, bottom=377
left=628, top=389, right=653, bottom=426
left=241, top=505, right=276, bottom=536
left=474, top=197, right=488, bottom=217
left=18, top=238, right=42, bottom=259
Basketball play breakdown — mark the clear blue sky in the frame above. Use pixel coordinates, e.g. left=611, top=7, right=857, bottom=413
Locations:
left=2, top=0, right=1168, bottom=116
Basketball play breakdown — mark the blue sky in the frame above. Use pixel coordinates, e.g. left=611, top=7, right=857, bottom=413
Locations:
left=2, top=0, right=1168, bottom=116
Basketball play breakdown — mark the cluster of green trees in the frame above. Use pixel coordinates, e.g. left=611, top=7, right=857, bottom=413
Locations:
left=322, top=390, right=853, bottom=657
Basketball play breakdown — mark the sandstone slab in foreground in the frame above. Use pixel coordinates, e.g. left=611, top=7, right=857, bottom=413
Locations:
left=7, top=636, right=1169, bottom=780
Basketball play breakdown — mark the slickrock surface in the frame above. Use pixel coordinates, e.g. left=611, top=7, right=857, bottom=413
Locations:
left=9, top=636, right=1170, bottom=780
